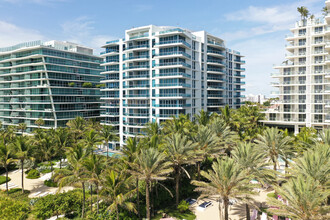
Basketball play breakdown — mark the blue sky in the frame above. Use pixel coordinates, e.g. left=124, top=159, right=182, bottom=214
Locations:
left=0, top=0, right=325, bottom=96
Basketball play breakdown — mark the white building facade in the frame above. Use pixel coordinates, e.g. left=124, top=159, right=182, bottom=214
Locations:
left=100, top=25, right=245, bottom=146
left=264, top=3, right=330, bottom=133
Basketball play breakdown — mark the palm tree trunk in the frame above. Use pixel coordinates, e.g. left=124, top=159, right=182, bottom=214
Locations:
left=60, top=157, right=62, bottom=169
left=146, top=180, right=151, bottom=220
left=5, top=167, right=8, bottom=195
left=90, top=184, right=93, bottom=212
left=21, top=160, right=24, bottom=193
left=224, top=197, right=229, bottom=220
left=246, top=203, right=250, bottom=220
left=96, top=184, right=99, bottom=215
left=218, top=198, right=222, bottom=220
left=136, top=178, right=140, bottom=219
left=175, top=167, right=180, bottom=207
left=82, top=182, right=85, bottom=218
left=106, top=141, right=109, bottom=161
left=197, top=161, right=201, bottom=180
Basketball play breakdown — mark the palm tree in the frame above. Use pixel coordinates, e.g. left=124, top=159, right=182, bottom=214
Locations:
left=83, top=154, right=105, bottom=214
left=193, top=125, right=219, bottom=180
left=192, top=157, right=254, bottom=220
left=122, top=136, right=142, bottom=218
left=316, top=128, right=330, bottom=145
left=142, top=121, right=162, bottom=137
left=163, top=133, right=197, bottom=206
left=219, top=105, right=231, bottom=125
left=295, top=127, right=317, bottom=154
left=55, top=143, right=90, bottom=218
left=101, top=169, right=136, bottom=220
left=289, top=144, right=329, bottom=189
left=232, top=142, right=275, bottom=219
left=129, top=148, right=173, bottom=220
left=54, top=127, right=71, bottom=169
left=194, top=109, right=211, bottom=126
left=83, top=129, right=102, bottom=155
left=255, top=127, right=294, bottom=171
left=0, top=143, right=16, bottom=195
left=297, top=6, right=309, bottom=20
left=322, top=6, right=328, bottom=16
left=267, top=175, right=329, bottom=219
left=17, top=123, right=27, bottom=136
left=39, top=132, right=56, bottom=173
left=162, top=114, right=195, bottom=137
left=66, top=116, right=86, bottom=144
left=34, top=118, right=44, bottom=129
left=100, top=125, right=119, bottom=160
left=12, top=136, right=33, bottom=193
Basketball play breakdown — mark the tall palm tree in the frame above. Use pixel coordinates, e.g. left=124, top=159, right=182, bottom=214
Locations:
left=100, top=125, right=119, bottom=160
left=12, top=136, right=33, bottom=193
left=162, top=114, right=195, bottom=137
left=54, top=127, right=71, bottom=169
left=122, top=136, right=142, bottom=217
left=193, top=125, right=219, bottom=180
left=142, top=121, right=162, bottom=137
left=163, top=133, right=197, bottom=206
left=101, top=169, right=136, bottom=220
left=66, top=116, right=86, bottom=144
left=267, top=175, right=329, bottom=219
left=55, top=143, right=90, bottom=218
left=295, top=127, right=317, bottom=155
left=297, top=6, right=309, bottom=20
left=192, top=157, right=254, bottom=220
left=34, top=118, right=44, bottom=129
left=39, top=132, right=56, bottom=173
left=83, top=154, right=105, bottom=214
left=17, top=123, right=27, bottom=136
left=83, top=129, right=102, bottom=155
left=232, top=142, right=275, bottom=219
left=289, top=143, right=329, bottom=189
left=0, top=143, right=16, bottom=195
left=129, top=148, right=173, bottom=220
left=255, top=127, right=294, bottom=171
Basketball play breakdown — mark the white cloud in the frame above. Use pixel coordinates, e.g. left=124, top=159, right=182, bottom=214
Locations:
left=61, top=16, right=117, bottom=54
left=0, top=20, right=45, bottom=47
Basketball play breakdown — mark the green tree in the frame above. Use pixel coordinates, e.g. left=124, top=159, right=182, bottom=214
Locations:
left=34, top=118, right=44, bottom=129
left=12, top=136, right=33, bottom=193
left=255, top=127, right=294, bottom=171
left=66, top=116, right=86, bottom=144
left=39, top=132, right=56, bottom=173
left=100, top=125, right=119, bottom=160
left=162, top=114, right=195, bottom=137
left=101, top=169, right=136, bottom=220
left=129, top=148, right=173, bottom=220
left=194, top=109, right=212, bottom=126
left=267, top=175, right=329, bottom=219
left=83, top=154, right=105, bottom=214
left=297, top=6, right=310, bottom=20
left=219, top=105, right=231, bottom=125
left=54, top=127, right=71, bottom=169
left=295, top=127, right=317, bottom=154
left=232, top=142, right=275, bottom=219
left=17, top=123, right=27, bottom=136
left=83, top=129, right=102, bottom=155
left=316, top=128, right=330, bottom=145
left=55, top=144, right=89, bottom=218
left=192, top=157, right=254, bottom=220
left=192, top=125, right=219, bottom=180
left=163, top=133, right=197, bottom=206
left=0, top=143, right=16, bottom=195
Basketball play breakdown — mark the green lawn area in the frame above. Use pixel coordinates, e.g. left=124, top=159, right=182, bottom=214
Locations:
left=0, top=176, right=11, bottom=184
left=153, top=208, right=196, bottom=220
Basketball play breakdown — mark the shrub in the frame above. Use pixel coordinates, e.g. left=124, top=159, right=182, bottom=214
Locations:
left=26, top=169, right=40, bottom=179
left=68, top=82, right=75, bottom=87
left=40, top=169, right=52, bottom=174
left=44, top=179, right=57, bottom=187
left=82, top=82, right=93, bottom=88
left=0, top=176, right=11, bottom=184
left=177, top=200, right=189, bottom=213
left=267, top=192, right=277, bottom=198
left=95, top=83, right=105, bottom=88
left=33, top=190, right=83, bottom=219
left=0, top=194, right=30, bottom=220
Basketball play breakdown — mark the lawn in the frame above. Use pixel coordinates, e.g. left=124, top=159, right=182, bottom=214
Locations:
left=153, top=208, right=196, bottom=220
left=0, top=176, right=11, bottom=184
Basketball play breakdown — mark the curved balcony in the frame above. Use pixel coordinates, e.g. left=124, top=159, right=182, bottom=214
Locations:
left=154, top=62, right=191, bottom=69
left=154, top=83, right=191, bottom=88
left=207, top=68, right=225, bottom=74
left=123, top=55, right=149, bottom=62
left=207, top=59, right=225, bottom=66
left=154, top=40, right=191, bottom=49
left=154, top=93, right=191, bottom=98
left=207, top=50, right=225, bottom=57
left=154, top=51, right=191, bottom=59
left=124, top=44, right=149, bottom=52
left=153, top=72, right=191, bottom=78
left=123, top=74, right=150, bottom=80
left=207, top=41, right=225, bottom=48
left=152, top=104, right=191, bottom=108
left=123, top=112, right=149, bottom=117
left=100, top=49, right=119, bottom=57
left=123, top=65, right=149, bottom=71
left=123, top=84, right=150, bottom=89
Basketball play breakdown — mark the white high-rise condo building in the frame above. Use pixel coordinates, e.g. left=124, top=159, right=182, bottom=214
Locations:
left=264, top=1, right=330, bottom=133
left=0, top=40, right=103, bottom=133
left=100, top=25, right=245, bottom=147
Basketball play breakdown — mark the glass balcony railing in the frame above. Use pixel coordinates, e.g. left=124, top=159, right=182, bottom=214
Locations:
left=155, top=51, right=191, bottom=59
left=129, top=33, right=149, bottom=40
left=154, top=83, right=191, bottom=88
left=154, top=62, right=191, bottom=68
left=155, top=40, right=191, bottom=48
left=152, top=104, right=191, bottom=107
left=153, top=72, right=191, bottom=78
left=123, top=84, right=150, bottom=88
left=154, top=93, right=191, bottom=97
left=123, top=55, right=149, bottom=60
left=207, top=68, right=225, bottom=73
left=207, top=77, right=226, bottom=81
left=125, top=94, right=150, bottom=98
left=207, top=59, right=226, bottom=65
left=207, top=50, right=225, bottom=56
left=123, top=65, right=149, bottom=70
left=125, top=44, right=149, bottom=50
left=123, top=104, right=150, bottom=107
left=207, top=41, right=225, bottom=47
left=123, top=74, right=149, bottom=79
left=105, top=39, right=120, bottom=44
left=123, top=113, right=149, bottom=117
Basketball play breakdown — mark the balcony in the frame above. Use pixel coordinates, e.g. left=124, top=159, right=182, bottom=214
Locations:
left=155, top=51, right=191, bottom=59
left=207, top=77, right=226, bottom=81
left=207, top=68, right=225, bottom=73
left=100, top=49, right=119, bottom=55
left=207, top=59, right=226, bottom=65
left=154, top=83, right=191, bottom=88
left=129, top=33, right=149, bottom=40
left=123, top=74, right=149, bottom=79
left=123, top=113, right=149, bottom=117
left=154, top=93, right=191, bottom=98
left=152, top=104, right=191, bottom=108
left=123, top=84, right=150, bottom=89
left=125, top=94, right=150, bottom=98
left=105, top=39, right=120, bottom=45
left=154, top=62, right=191, bottom=68
left=155, top=40, right=191, bottom=48
left=153, top=72, right=191, bottom=78
left=125, top=44, right=149, bottom=50
left=207, top=50, right=225, bottom=56
left=123, top=104, right=150, bottom=107
left=123, top=65, right=149, bottom=70
left=123, top=55, right=149, bottom=61
left=207, top=41, right=225, bottom=48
